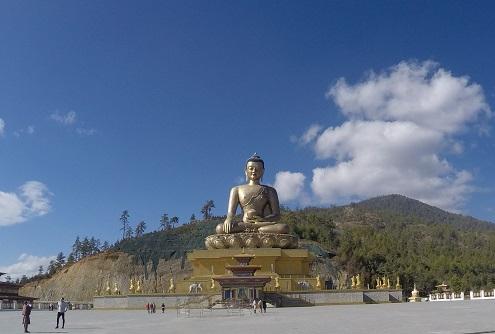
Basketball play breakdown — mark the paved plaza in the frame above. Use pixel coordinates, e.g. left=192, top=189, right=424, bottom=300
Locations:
left=1, top=301, right=494, bottom=334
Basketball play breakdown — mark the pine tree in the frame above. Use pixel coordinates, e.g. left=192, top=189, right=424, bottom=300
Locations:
left=120, top=210, right=130, bottom=240
left=56, top=252, right=65, bottom=267
left=67, top=253, right=75, bottom=264
left=170, top=216, right=179, bottom=229
left=72, top=236, right=82, bottom=261
left=101, top=241, right=110, bottom=251
left=38, top=265, right=44, bottom=276
left=160, top=213, right=170, bottom=231
left=189, top=214, right=196, bottom=224
left=201, top=200, right=215, bottom=220
left=47, top=260, right=57, bottom=275
left=135, top=221, right=146, bottom=237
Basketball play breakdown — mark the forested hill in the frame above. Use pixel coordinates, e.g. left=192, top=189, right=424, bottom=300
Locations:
left=354, top=194, right=494, bottom=231
left=111, top=194, right=494, bottom=294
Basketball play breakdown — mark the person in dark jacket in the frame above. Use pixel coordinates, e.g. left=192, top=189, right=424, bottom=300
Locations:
left=22, top=301, right=33, bottom=333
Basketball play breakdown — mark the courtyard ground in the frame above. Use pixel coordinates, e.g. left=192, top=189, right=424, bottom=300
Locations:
left=1, top=301, right=493, bottom=334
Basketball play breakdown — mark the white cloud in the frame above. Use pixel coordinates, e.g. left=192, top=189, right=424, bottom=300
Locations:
left=0, top=181, right=52, bottom=226
left=26, top=125, right=35, bottom=134
left=0, top=254, right=56, bottom=280
left=50, top=110, right=77, bottom=125
left=14, top=125, right=35, bottom=137
left=305, top=60, right=491, bottom=212
left=297, top=124, right=323, bottom=145
left=0, top=118, right=5, bottom=136
left=274, top=171, right=306, bottom=203
left=328, top=61, right=491, bottom=134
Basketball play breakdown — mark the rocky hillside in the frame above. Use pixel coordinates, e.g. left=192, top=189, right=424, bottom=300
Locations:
left=20, top=251, right=191, bottom=302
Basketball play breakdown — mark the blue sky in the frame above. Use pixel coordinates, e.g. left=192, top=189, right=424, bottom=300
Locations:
left=1, top=1, right=494, bottom=278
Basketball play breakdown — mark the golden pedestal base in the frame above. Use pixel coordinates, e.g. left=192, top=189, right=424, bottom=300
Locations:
left=185, top=248, right=316, bottom=292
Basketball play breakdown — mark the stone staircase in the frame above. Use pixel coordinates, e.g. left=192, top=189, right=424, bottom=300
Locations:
left=263, top=292, right=314, bottom=307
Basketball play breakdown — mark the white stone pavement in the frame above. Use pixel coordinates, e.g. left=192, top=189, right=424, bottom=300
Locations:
left=1, top=301, right=494, bottom=334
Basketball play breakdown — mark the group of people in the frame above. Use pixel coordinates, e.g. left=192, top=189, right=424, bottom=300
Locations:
left=21, top=297, right=68, bottom=333
left=145, top=302, right=166, bottom=313
left=251, top=298, right=267, bottom=313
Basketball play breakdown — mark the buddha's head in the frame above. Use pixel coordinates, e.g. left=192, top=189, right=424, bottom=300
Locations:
left=245, top=153, right=264, bottom=182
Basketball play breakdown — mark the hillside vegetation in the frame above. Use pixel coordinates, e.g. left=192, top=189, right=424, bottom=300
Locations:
left=114, top=194, right=495, bottom=294
left=22, top=195, right=495, bottom=300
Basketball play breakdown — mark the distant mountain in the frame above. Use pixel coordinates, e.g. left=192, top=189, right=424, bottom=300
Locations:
left=353, top=194, right=494, bottom=231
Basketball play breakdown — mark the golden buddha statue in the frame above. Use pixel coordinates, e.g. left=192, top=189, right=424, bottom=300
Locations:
left=215, top=154, right=289, bottom=235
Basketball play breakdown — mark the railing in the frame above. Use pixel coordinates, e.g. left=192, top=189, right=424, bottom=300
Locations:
left=0, top=300, right=93, bottom=311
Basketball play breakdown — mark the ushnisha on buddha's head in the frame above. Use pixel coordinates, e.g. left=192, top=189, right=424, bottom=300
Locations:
left=245, top=153, right=264, bottom=183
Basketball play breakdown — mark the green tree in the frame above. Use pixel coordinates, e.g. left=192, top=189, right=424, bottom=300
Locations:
left=56, top=252, right=65, bottom=267
left=170, top=216, right=179, bottom=229
left=189, top=214, right=196, bottom=224
left=120, top=210, right=130, bottom=240
left=101, top=241, right=110, bottom=251
left=201, top=200, right=215, bottom=220
left=38, top=265, right=44, bottom=276
left=47, top=260, right=57, bottom=275
left=72, top=236, right=81, bottom=261
left=66, top=253, right=75, bottom=264
left=135, top=221, right=146, bottom=237
left=160, top=213, right=170, bottom=231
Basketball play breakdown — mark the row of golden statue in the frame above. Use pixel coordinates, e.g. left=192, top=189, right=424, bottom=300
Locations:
left=349, top=275, right=402, bottom=290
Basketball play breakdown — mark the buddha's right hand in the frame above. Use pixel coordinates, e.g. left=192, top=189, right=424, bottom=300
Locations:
left=223, top=219, right=232, bottom=233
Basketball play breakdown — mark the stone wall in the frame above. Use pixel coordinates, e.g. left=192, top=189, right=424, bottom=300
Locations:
left=93, top=290, right=402, bottom=308
left=276, top=289, right=402, bottom=306
left=94, top=293, right=221, bottom=309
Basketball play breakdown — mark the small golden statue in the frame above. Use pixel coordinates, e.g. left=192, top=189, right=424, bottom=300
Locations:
left=210, top=278, right=215, bottom=290
left=351, top=275, right=356, bottom=289
left=136, top=280, right=142, bottom=293
left=316, top=275, right=322, bottom=289
left=274, top=276, right=280, bottom=290
left=396, top=276, right=401, bottom=289
left=129, top=278, right=135, bottom=293
left=216, top=154, right=289, bottom=234
left=356, top=274, right=362, bottom=289
left=387, top=277, right=391, bottom=289
left=382, top=276, right=387, bottom=289
left=105, top=281, right=111, bottom=295
left=376, top=277, right=381, bottom=289
left=168, top=277, right=175, bottom=293
left=113, top=282, right=120, bottom=295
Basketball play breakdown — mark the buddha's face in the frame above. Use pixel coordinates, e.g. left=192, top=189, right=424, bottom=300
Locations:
left=245, top=161, right=264, bottom=182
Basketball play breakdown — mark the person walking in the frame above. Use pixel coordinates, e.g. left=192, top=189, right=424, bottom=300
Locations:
left=262, top=299, right=267, bottom=313
left=22, top=301, right=33, bottom=333
left=161, top=303, right=165, bottom=313
left=55, top=297, right=68, bottom=329
left=252, top=298, right=257, bottom=313
left=146, top=303, right=150, bottom=314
